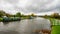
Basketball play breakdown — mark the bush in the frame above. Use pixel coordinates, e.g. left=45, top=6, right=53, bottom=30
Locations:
left=0, top=18, right=3, bottom=21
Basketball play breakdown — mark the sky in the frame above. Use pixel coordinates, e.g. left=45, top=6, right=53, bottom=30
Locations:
left=0, top=0, right=60, bottom=15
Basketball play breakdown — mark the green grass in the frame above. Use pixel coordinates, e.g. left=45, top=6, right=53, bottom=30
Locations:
left=49, top=18, right=60, bottom=34
left=51, top=25, right=60, bottom=34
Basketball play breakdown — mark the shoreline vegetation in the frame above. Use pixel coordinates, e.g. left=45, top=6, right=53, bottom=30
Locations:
left=0, top=10, right=60, bottom=21
left=0, top=10, right=36, bottom=22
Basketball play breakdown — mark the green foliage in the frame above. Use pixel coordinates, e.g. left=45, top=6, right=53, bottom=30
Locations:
left=51, top=13, right=60, bottom=18
left=0, top=18, right=3, bottom=21
left=30, top=13, right=36, bottom=17
left=15, top=12, right=21, bottom=17
left=0, top=10, right=6, bottom=17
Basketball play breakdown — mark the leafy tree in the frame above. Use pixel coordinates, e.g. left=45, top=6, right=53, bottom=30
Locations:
left=30, top=13, right=35, bottom=17
left=51, top=13, right=59, bottom=18
left=15, top=12, right=21, bottom=17
left=0, top=10, right=6, bottom=17
left=44, top=14, right=47, bottom=16
left=6, top=13, right=12, bottom=17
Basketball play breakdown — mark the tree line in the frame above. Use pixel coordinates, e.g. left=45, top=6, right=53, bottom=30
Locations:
left=0, top=10, right=36, bottom=17
left=44, top=13, right=60, bottom=19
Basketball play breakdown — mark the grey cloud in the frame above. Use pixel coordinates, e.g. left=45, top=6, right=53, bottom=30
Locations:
left=4, top=0, right=19, bottom=4
left=0, top=0, right=60, bottom=14
left=21, top=0, right=59, bottom=13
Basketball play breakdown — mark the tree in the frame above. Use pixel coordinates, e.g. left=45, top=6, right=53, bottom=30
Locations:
left=6, top=13, right=13, bottom=17
left=44, top=14, right=48, bottom=18
left=51, top=13, right=59, bottom=18
left=15, top=12, right=21, bottom=17
left=0, top=10, right=6, bottom=17
left=30, top=13, right=35, bottom=17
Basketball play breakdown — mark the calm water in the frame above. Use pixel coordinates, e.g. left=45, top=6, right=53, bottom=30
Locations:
left=0, top=17, right=51, bottom=34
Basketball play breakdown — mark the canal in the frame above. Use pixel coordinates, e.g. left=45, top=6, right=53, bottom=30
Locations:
left=0, top=17, right=51, bottom=34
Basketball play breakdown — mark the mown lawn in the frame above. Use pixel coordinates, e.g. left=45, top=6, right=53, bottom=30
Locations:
left=51, top=25, right=60, bottom=34
left=49, top=18, right=60, bottom=34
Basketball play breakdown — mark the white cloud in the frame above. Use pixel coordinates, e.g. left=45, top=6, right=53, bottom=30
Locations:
left=0, top=0, right=60, bottom=15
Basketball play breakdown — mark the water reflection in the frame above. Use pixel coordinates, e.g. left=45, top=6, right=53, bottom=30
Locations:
left=17, top=17, right=51, bottom=34
left=0, top=31, right=19, bottom=34
left=0, top=17, right=51, bottom=34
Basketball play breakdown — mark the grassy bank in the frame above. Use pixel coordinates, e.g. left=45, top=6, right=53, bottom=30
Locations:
left=51, top=25, right=60, bottom=34
left=48, top=18, right=60, bottom=34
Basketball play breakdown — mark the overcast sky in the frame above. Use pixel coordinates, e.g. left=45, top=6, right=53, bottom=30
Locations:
left=0, top=0, right=60, bottom=15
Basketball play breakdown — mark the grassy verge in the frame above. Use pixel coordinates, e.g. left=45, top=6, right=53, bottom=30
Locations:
left=51, top=25, right=60, bottom=34
left=48, top=18, right=60, bottom=34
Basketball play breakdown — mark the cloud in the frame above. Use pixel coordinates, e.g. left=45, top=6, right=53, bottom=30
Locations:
left=0, top=0, right=60, bottom=15
left=25, top=0, right=59, bottom=12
